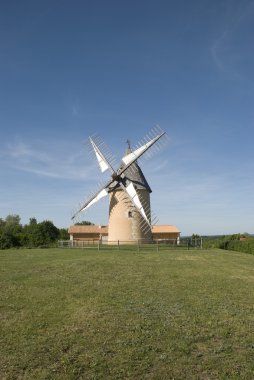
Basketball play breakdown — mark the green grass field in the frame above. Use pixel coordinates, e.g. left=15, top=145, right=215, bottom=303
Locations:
left=1, top=248, right=254, bottom=380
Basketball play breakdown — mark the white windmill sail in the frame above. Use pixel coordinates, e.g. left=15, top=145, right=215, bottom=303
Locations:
left=90, top=137, right=112, bottom=173
left=125, top=182, right=150, bottom=224
left=121, top=132, right=165, bottom=166
left=80, top=188, right=108, bottom=212
left=72, top=128, right=167, bottom=225
left=72, top=186, right=109, bottom=220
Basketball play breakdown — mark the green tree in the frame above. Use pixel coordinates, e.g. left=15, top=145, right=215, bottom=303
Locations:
left=4, top=214, right=22, bottom=235
left=0, top=232, right=20, bottom=249
left=59, top=228, right=69, bottom=240
left=0, top=218, right=5, bottom=232
left=0, top=215, right=22, bottom=248
left=191, top=234, right=201, bottom=239
left=75, top=221, right=94, bottom=226
left=32, top=220, right=59, bottom=247
left=29, top=218, right=37, bottom=226
left=229, top=234, right=240, bottom=241
left=0, top=215, right=68, bottom=248
left=21, top=218, right=38, bottom=247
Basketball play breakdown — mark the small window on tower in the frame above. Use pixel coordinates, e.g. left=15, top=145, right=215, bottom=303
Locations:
left=128, top=211, right=133, bottom=218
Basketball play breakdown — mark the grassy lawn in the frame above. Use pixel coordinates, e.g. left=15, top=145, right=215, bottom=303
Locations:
left=1, top=248, right=254, bottom=380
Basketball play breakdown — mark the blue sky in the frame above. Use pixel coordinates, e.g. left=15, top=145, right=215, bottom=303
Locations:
left=1, top=0, right=254, bottom=235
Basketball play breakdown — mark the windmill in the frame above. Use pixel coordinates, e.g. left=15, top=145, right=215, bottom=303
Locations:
left=72, top=126, right=168, bottom=243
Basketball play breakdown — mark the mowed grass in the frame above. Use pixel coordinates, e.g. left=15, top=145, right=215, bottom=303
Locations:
left=1, top=248, right=254, bottom=380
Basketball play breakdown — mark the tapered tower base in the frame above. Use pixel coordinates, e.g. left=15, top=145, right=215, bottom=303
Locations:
left=108, top=189, right=152, bottom=243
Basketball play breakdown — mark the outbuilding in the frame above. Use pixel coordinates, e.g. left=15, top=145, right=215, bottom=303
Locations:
left=68, top=225, right=180, bottom=243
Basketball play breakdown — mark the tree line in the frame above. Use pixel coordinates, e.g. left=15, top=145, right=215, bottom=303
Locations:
left=0, top=215, right=69, bottom=249
left=203, top=233, right=254, bottom=255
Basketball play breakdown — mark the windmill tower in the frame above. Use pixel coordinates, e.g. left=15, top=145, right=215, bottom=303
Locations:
left=108, top=143, right=152, bottom=242
left=72, top=127, right=167, bottom=243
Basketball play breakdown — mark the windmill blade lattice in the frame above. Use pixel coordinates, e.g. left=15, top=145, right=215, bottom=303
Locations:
left=72, top=128, right=168, bottom=236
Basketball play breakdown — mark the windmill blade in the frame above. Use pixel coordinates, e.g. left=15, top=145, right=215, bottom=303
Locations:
left=72, top=128, right=167, bottom=222
left=139, top=209, right=159, bottom=234
left=89, top=137, right=114, bottom=173
left=121, top=130, right=166, bottom=167
left=71, top=187, right=108, bottom=220
left=124, top=182, right=150, bottom=225
left=71, top=172, right=121, bottom=220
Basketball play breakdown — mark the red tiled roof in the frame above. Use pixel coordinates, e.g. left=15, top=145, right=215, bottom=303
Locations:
left=152, top=225, right=180, bottom=233
left=68, top=225, right=108, bottom=234
left=68, top=225, right=180, bottom=234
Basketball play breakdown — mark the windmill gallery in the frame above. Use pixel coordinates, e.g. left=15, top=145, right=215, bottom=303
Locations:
left=69, top=127, right=180, bottom=244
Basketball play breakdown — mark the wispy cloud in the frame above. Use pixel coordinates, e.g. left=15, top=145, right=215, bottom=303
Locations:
left=210, top=1, right=254, bottom=79
left=210, top=29, right=229, bottom=72
left=6, top=140, right=52, bottom=163
left=210, top=32, right=244, bottom=80
left=71, top=104, right=80, bottom=117
left=1, top=138, right=97, bottom=180
left=142, top=152, right=254, bottom=234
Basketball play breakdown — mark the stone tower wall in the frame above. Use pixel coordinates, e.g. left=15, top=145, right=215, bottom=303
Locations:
left=108, top=189, right=152, bottom=243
